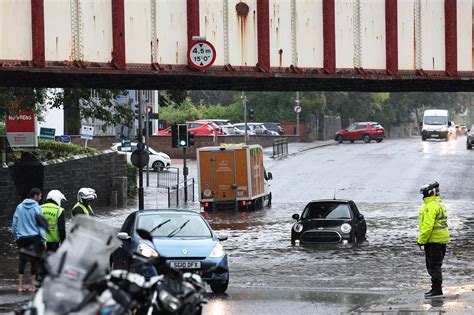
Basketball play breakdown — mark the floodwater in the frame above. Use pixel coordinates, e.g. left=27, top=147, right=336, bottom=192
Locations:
left=1, top=137, right=474, bottom=314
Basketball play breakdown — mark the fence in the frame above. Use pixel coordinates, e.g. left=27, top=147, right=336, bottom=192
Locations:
left=156, top=167, right=179, bottom=189
left=168, top=178, right=195, bottom=208
left=272, top=137, right=289, bottom=158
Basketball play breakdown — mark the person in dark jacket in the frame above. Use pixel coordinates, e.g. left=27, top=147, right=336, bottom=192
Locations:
left=12, top=188, right=46, bottom=293
left=41, top=190, right=67, bottom=252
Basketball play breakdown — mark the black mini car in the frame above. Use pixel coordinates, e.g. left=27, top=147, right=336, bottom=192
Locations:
left=291, top=200, right=367, bottom=245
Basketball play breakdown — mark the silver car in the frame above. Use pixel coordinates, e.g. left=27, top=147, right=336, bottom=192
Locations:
left=110, top=142, right=171, bottom=171
left=467, top=124, right=474, bottom=150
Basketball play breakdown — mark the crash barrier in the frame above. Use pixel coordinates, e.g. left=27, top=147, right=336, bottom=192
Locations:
left=156, top=167, right=180, bottom=189
left=167, top=178, right=195, bottom=208
left=272, top=137, right=289, bottom=158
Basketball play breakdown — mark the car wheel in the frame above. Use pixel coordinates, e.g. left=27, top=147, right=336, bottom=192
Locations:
left=422, top=136, right=426, bottom=141
left=335, top=135, right=343, bottom=143
left=363, top=134, right=371, bottom=143
left=152, top=161, right=165, bottom=172
left=350, top=140, right=355, bottom=143
left=210, top=279, right=229, bottom=294
left=267, top=193, right=272, bottom=208
left=376, top=138, right=383, bottom=143
left=467, top=142, right=472, bottom=150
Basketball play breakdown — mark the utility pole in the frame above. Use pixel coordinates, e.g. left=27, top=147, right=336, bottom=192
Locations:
left=145, top=91, right=150, bottom=187
left=295, top=91, right=301, bottom=141
left=243, top=92, right=248, bottom=144
left=137, top=91, right=144, bottom=210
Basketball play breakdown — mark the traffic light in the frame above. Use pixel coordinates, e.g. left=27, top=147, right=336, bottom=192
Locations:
left=178, top=124, right=188, bottom=147
left=188, top=131, right=195, bottom=146
left=171, top=124, right=178, bottom=148
left=247, top=107, right=254, bottom=121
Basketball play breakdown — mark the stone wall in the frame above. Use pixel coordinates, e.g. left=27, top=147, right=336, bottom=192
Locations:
left=304, top=113, right=342, bottom=141
left=0, top=151, right=127, bottom=216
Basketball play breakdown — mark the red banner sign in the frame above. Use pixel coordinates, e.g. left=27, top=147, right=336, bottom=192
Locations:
left=6, top=111, right=35, bottom=132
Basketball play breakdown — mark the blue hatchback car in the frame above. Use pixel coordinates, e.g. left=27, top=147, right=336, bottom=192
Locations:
left=110, top=209, right=229, bottom=294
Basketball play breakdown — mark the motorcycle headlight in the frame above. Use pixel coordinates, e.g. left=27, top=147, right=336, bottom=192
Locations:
left=340, top=223, right=352, bottom=234
left=137, top=243, right=158, bottom=258
left=210, top=243, right=225, bottom=258
left=293, top=223, right=303, bottom=233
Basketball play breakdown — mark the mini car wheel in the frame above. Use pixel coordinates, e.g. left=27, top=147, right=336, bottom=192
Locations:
left=152, top=161, right=165, bottom=171
left=376, top=138, right=383, bottom=143
left=350, top=140, right=355, bottom=143
left=422, top=136, right=427, bottom=141
left=210, top=279, right=229, bottom=294
left=363, top=134, right=371, bottom=143
left=353, top=234, right=358, bottom=244
left=336, top=135, right=343, bottom=143
left=467, top=142, right=472, bottom=150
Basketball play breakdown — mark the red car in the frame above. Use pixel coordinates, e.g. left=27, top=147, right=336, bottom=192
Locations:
left=154, top=121, right=222, bottom=136
left=334, top=122, right=385, bottom=143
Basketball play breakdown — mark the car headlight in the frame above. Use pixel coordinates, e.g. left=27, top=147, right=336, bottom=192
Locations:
left=210, top=243, right=225, bottom=258
left=293, top=223, right=303, bottom=233
left=340, top=223, right=352, bottom=234
left=137, top=243, right=158, bottom=258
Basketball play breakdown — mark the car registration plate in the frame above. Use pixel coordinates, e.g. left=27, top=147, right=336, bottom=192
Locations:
left=432, top=134, right=439, bottom=137
left=170, top=261, right=201, bottom=269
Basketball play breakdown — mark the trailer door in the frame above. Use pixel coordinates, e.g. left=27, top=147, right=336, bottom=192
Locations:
left=212, top=150, right=236, bottom=200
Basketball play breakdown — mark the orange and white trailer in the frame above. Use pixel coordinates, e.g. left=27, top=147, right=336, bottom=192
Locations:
left=197, top=144, right=272, bottom=211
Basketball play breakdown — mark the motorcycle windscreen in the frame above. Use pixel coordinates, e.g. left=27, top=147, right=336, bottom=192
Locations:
left=45, top=216, right=121, bottom=288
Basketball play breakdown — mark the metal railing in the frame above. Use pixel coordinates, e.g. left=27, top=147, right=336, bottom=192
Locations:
left=272, top=137, right=289, bottom=158
left=168, top=178, right=195, bottom=208
left=156, top=166, right=179, bottom=189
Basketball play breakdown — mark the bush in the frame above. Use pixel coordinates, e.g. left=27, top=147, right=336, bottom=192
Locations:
left=0, top=124, right=5, bottom=136
left=127, top=163, right=138, bottom=198
left=13, top=140, right=97, bottom=161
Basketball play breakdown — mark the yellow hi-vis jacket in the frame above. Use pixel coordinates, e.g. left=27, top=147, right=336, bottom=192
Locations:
left=41, top=203, right=64, bottom=243
left=72, top=202, right=94, bottom=216
left=417, top=195, right=449, bottom=244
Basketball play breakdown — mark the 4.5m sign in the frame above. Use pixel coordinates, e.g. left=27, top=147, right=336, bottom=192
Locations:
left=6, top=111, right=37, bottom=147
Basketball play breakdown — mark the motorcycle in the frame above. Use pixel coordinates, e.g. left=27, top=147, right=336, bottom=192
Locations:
left=17, top=216, right=205, bottom=315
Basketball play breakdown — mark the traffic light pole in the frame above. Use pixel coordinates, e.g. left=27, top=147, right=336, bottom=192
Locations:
left=183, top=147, right=188, bottom=202
left=137, top=91, right=144, bottom=210
left=243, top=92, right=247, bottom=144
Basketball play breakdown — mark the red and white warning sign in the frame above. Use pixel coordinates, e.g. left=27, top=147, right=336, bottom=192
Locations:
left=6, top=110, right=37, bottom=147
left=187, top=40, right=216, bottom=70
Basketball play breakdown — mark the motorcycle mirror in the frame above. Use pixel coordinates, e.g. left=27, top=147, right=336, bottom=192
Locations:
left=35, top=213, right=49, bottom=230
left=136, top=229, right=153, bottom=242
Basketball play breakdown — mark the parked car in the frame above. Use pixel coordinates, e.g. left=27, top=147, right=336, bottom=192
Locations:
left=233, top=123, right=256, bottom=135
left=291, top=200, right=367, bottom=245
left=221, top=125, right=244, bottom=135
left=248, top=123, right=279, bottom=135
left=154, top=121, right=221, bottom=136
left=263, top=122, right=285, bottom=135
left=196, top=119, right=232, bottom=127
left=335, top=122, right=385, bottom=143
left=110, top=142, right=171, bottom=171
left=110, top=209, right=229, bottom=294
left=467, top=124, right=474, bottom=150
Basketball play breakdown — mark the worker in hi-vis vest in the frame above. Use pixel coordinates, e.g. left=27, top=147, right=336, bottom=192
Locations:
left=71, top=187, right=97, bottom=217
left=41, top=190, right=67, bottom=252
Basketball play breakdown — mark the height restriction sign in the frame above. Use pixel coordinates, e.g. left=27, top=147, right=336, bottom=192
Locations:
left=187, top=40, right=216, bottom=70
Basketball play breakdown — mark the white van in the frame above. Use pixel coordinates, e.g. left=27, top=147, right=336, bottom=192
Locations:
left=421, top=109, right=451, bottom=141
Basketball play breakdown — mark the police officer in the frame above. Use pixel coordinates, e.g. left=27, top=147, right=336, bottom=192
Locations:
left=71, top=187, right=97, bottom=217
left=41, top=190, right=67, bottom=252
left=417, top=181, right=449, bottom=299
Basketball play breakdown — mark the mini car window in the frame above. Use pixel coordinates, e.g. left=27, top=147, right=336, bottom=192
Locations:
left=138, top=214, right=212, bottom=238
left=355, top=124, right=367, bottom=130
left=302, top=203, right=352, bottom=220
left=347, top=124, right=357, bottom=131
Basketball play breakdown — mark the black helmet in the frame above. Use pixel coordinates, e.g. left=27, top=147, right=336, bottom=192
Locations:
left=420, top=181, right=440, bottom=198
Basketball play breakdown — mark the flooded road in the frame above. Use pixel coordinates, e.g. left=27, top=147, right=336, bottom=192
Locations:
left=1, top=137, right=473, bottom=314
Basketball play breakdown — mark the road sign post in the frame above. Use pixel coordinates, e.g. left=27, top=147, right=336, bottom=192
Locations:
left=187, top=40, right=216, bottom=70
left=294, top=92, right=302, bottom=141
